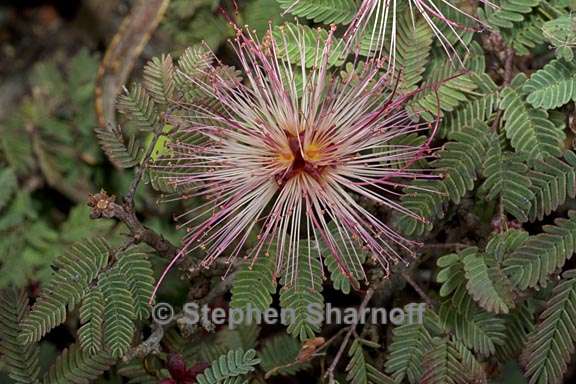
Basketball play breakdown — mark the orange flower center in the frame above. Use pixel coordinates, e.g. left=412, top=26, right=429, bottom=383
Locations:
left=276, top=132, right=325, bottom=184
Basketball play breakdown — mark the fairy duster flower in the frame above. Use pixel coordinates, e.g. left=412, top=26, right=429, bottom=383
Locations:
left=152, top=24, right=435, bottom=297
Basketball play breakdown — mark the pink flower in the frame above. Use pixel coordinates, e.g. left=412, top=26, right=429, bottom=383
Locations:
left=152, top=25, right=435, bottom=298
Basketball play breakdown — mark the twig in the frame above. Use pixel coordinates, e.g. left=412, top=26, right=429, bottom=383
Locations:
left=324, top=288, right=374, bottom=383
left=420, top=242, right=468, bottom=250
left=89, top=191, right=177, bottom=259
left=123, top=323, right=164, bottom=361
left=503, top=47, right=515, bottom=85
left=400, top=271, right=436, bottom=308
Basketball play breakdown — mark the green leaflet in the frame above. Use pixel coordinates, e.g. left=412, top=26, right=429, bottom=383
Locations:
left=500, top=74, right=565, bottom=160
left=523, top=59, right=576, bottom=110
left=276, top=0, right=357, bottom=24
left=0, top=288, right=40, bottom=384
left=195, top=349, right=260, bottom=384
left=522, top=270, right=576, bottom=384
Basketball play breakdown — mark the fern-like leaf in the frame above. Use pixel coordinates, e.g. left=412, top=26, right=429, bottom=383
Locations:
left=276, top=0, right=357, bottom=24
left=504, top=211, right=576, bottom=289
left=394, top=9, right=434, bottom=93
left=117, top=84, right=160, bottom=131
left=279, top=243, right=324, bottom=340
left=462, top=250, right=516, bottom=314
left=259, top=334, right=310, bottom=377
left=0, top=166, right=17, bottom=211
left=441, top=73, right=498, bottom=138
left=523, top=59, right=576, bottom=110
left=0, top=288, right=40, bottom=383
left=480, top=142, right=535, bottom=222
left=503, top=14, right=547, bottom=55
left=385, top=316, right=434, bottom=383
left=419, top=337, right=466, bottom=384
left=43, top=343, right=115, bottom=384
left=321, top=223, right=368, bottom=294
left=393, top=121, right=492, bottom=236
left=21, top=238, right=110, bottom=344
left=94, top=124, right=141, bottom=168
left=98, top=268, right=137, bottom=358
left=527, top=151, right=576, bottom=221
left=230, top=252, right=277, bottom=312
left=500, top=74, right=565, bottom=160
left=408, top=56, right=478, bottom=120
left=496, top=299, right=536, bottom=361
left=346, top=339, right=395, bottom=384
left=522, top=269, right=576, bottom=384
left=482, top=0, right=541, bottom=29
left=440, top=305, right=506, bottom=357
left=272, top=23, right=345, bottom=68
left=195, top=349, right=260, bottom=384
left=143, top=54, right=175, bottom=107
left=78, top=287, right=105, bottom=354
left=116, top=246, right=155, bottom=320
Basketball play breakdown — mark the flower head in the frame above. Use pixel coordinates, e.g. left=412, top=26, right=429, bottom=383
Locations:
left=152, top=24, right=435, bottom=298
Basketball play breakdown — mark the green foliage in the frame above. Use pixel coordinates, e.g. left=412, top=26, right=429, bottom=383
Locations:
left=346, top=339, right=395, bottom=384
left=116, top=247, right=155, bottom=320
left=522, top=270, right=576, bottom=384
left=230, top=252, right=277, bottom=312
left=419, top=337, right=467, bottom=384
left=144, top=55, right=176, bottom=107
left=195, top=349, right=260, bottom=384
left=393, top=121, right=492, bottom=236
left=94, top=124, right=141, bottom=169
left=0, top=288, right=40, bottom=383
left=272, top=23, right=345, bottom=67
left=408, top=57, right=478, bottom=119
left=441, top=73, right=499, bottom=138
left=243, top=0, right=283, bottom=36
left=276, top=0, right=357, bottom=24
left=0, top=49, right=101, bottom=193
left=527, top=151, right=576, bottom=221
left=482, top=0, right=542, bottom=29
left=504, top=211, right=576, bottom=289
left=496, top=300, right=536, bottom=361
left=321, top=223, right=368, bottom=294
left=19, top=241, right=152, bottom=360
left=259, top=334, right=310, bottom=376
left=161, top=0, right=231, bottom=50
left=78, top=288, right=105, bottom=354
left=279, top=245, right=324, bottom=340
left=500, top=74, right=565, bottom=160
left=543, top=14, right=576, bottom=60
left=117, top=84, right=160, bottom=131
left=437, top=247, right=508, bottom=356
left=20, top=238, right=110, bottom=344
left=480, top=140, right=535, bottom=222
left=0, top=167, right=17, bottom=211
left=523, top=59, right=576, bottom=110
left=43, top=343, right=115, bottom=384
left=385, top=312, right=436, bottom=383
left=392, top=8, right=434, bottom=93
left=99, top=269, right=137, bottom=358
left=505, top=14, right=547, bottom=55
left=462, top=246, right=516, bottom=314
